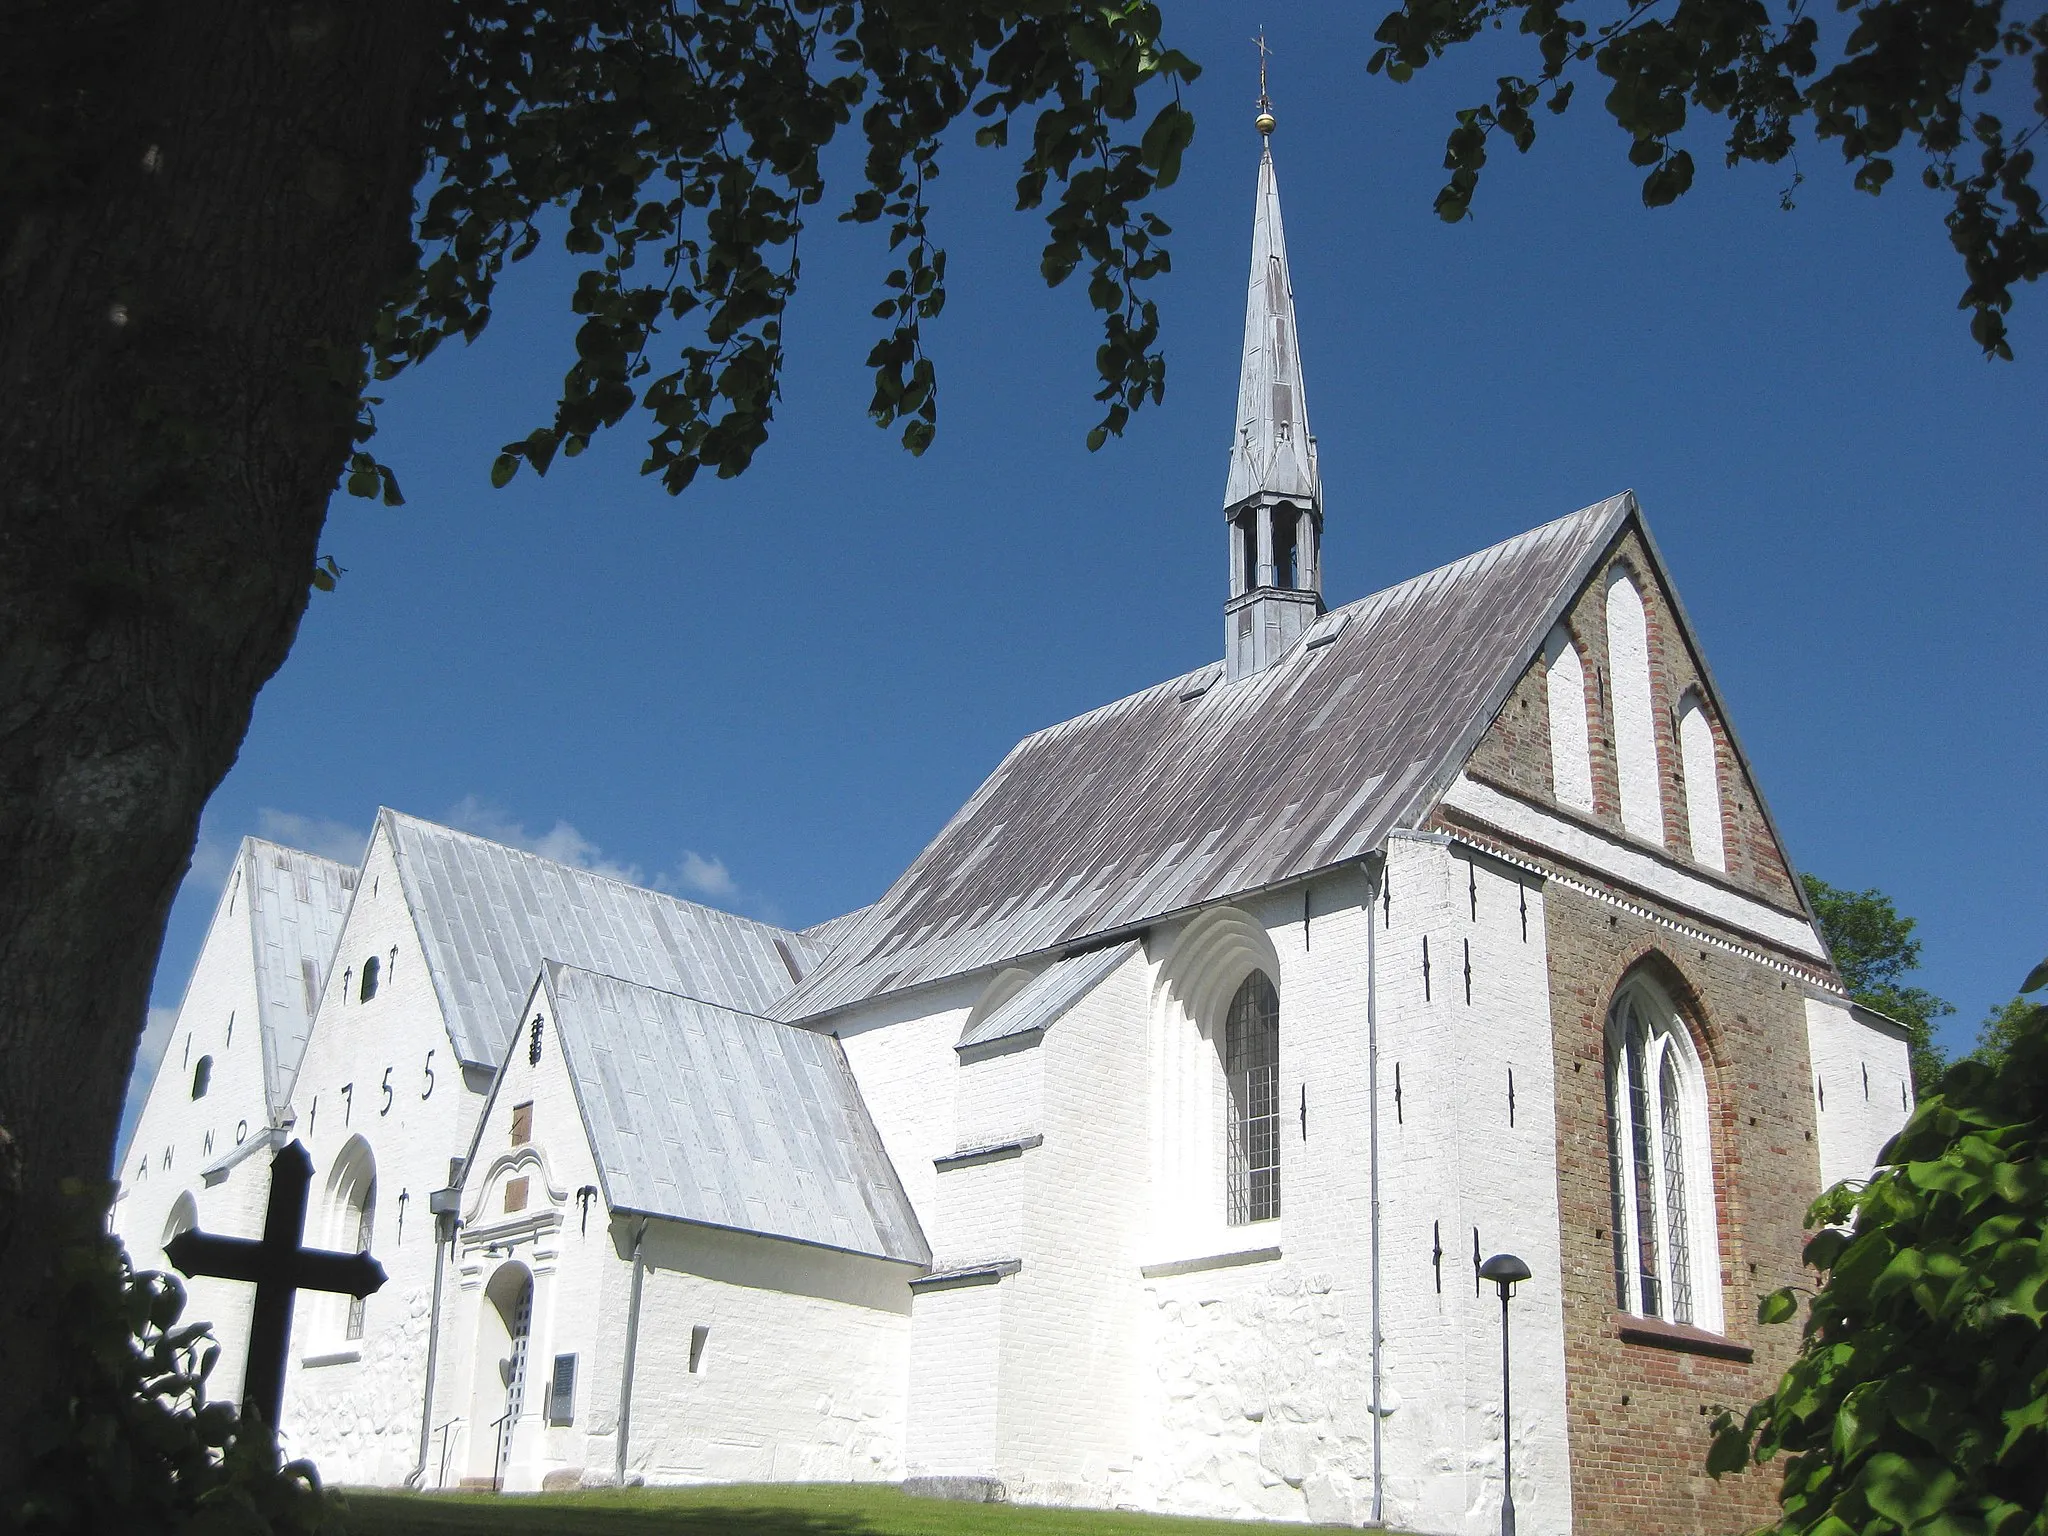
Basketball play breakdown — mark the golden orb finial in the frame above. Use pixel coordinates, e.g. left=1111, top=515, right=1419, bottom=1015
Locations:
left=1252, top=30, right=1276, bottom=134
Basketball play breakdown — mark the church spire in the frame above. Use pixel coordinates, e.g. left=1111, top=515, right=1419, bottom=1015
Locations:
left=1223, top=63, right=1324, bottom=682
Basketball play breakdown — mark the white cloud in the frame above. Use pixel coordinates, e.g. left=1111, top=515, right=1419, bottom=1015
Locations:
left=445, top=797, right=750, bottom=909
left=115, top=1005, right=179, bottom=1165
left=445, top=796, right=645, bottom=884
left=255, top=808, right=369, bottom=865
left=678, top=850, right=737, bottom=899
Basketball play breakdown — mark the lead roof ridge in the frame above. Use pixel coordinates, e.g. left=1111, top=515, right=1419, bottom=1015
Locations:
left=376, top=804, right=813, bottom=942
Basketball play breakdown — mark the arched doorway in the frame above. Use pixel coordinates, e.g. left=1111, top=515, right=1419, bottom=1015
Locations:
left=467, top=1263, right=534, bottom=1490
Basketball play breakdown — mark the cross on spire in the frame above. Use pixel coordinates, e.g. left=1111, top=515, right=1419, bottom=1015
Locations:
left=165, top=1140, right=386, bottom=1427
left=1253, top=30, right=1276, bottom=133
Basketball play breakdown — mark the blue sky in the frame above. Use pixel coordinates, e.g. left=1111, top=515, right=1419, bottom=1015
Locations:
left=123, top=4, right=2045, bottom=1146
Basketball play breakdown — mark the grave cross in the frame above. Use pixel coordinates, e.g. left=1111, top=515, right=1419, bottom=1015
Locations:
left=165, top=1139, right=385, bottom=1428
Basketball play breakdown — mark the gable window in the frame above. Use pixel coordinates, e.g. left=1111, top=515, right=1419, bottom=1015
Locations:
left=1605, top=566, right=1665, bottom=845
left=1606, top=980, right=1718, bottom=1328
left=510, top=1102, right=533, bottom=1147
left=1543, top=625, right=1595, bottom=812
left=190, top=1055, right=212, bottom=1100
left=1225, top=971, right=1281, bottom=1224
left=358, top=955, right=381, bottom=1003
left=1677, top=692, right=1726, bottom=871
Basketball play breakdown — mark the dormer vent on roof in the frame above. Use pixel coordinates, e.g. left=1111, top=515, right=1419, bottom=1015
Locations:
left=1223, top=102, right=1325, bottom=682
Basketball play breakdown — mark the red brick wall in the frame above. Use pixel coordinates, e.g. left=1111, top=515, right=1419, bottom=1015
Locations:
left=1539, top=881, right=1819, bottom=1535
left=1466, top=525, right=1800, bottom=910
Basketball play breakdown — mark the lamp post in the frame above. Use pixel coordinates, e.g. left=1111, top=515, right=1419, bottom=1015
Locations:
left=1478, top=1252, right=1532, bottom=1536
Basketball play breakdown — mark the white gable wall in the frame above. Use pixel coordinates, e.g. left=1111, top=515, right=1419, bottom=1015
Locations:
left=111, top=850, right=275, bottom=1404
left=439, top=975, right=917, bottom=1492
left=436, top=979, right=614, bottom=1490
left=1803, top=995, right=1914, bottom=1190
left=281, top=822, right=487, bottom=1484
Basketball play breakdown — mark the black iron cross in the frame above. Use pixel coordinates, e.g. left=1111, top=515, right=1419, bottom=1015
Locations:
left=165, top=1139, right=386, bottom=1428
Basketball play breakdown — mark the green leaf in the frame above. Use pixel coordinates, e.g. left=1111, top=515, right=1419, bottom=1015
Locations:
left=2021, top=957, right=2048, bottom=994
left=1706, top=1423, right=1751, bottom=1477
left=490, top=453, right=518, bottom=489
left=1758, top=1286, right=1799, bottom=1325
left=1861, top=1452, right=1959, bottom=1527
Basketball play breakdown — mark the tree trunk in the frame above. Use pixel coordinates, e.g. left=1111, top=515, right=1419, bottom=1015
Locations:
left=0, top=0, right=438, bottom=1494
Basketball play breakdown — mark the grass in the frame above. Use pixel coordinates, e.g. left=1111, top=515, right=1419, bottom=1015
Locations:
left=340, top=1483, right=1396, bottom=1536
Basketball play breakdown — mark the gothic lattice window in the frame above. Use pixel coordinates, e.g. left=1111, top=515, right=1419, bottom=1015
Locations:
left=345, top=1178, right=376, bottom=1338
left=1226, top=971, right=1281, bottom=1225
left=1606, top=984, right=1714, bottom=1326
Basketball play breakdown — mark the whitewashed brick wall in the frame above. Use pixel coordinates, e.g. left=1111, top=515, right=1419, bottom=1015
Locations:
left=281, top=825, right=490, bottom=1485
left=1803, top=994, right=1914, bottom=1191
left=111, top=850, right=276, bottom=1406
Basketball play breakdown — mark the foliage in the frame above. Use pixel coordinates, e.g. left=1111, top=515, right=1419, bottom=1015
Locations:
left=352, top=0, right=1197, bottom=509
left=7, top=1180, right=335, bottom=1536
left=1803, top=874, right=1955, bottom=1089
left=1707, top=954, right=2048, bottom=1536
left=1365, top=0, right=2046, bottom=358
left=1972, top=993, right=2037, bottom=1071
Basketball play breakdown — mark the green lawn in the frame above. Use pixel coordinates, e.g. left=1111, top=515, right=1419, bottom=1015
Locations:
left=341, top=1483, right=1398, bottom=1536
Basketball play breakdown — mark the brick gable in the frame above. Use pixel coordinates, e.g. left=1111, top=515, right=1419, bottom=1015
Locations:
left=1464, top=525, right=1802, bottom=910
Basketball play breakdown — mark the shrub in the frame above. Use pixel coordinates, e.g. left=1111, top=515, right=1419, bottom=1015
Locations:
left=9, top=1180, right=336, bottom=1535
left=1710, top=958, right=2048, bottom=1536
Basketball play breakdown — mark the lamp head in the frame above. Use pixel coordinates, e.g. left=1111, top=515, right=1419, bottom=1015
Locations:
left=1479, top=1252, right=1532, bottom=1299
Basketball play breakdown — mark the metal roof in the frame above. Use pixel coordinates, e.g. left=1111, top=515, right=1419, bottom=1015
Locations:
left=542, top=964, right=929, bottom=1266
left=242, top=837, right=357, bottom=1120
left=776, top=493, right=1637, bottom=1023
left=1223, top=139, right=1318, bottom=513
left=956, top=940, right=1141, bottom=1052
left=383, top=809, right=822, bottom=1068
left=801, top=904, right=877, bottom=956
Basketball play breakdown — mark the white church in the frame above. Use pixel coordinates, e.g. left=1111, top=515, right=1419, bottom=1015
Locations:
left=114, top=115, right=1914, bottom=1536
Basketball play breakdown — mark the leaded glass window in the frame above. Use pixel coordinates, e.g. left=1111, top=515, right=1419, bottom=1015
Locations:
left=1606, top=984, right=1711, bottom=1327
left=346, top=1177, right=375, bottom=1339
left=1226, top=971, right=1280, bottom=1225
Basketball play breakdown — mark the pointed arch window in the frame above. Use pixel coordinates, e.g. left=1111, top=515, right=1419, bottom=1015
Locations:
left=328, top=1139, right=377, bottom=1340
left=162, top=1192, right=198, bottom=1257
left=1225, top=971, right=1281, bottom=1225
left=190, top=1055, right=212, bottom=1100
left=358, top=954, right=381, bottom=1003
left=1544, top=625, right=1595, bottom=812
left=1606, top=982, right=1718, bottom=1328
